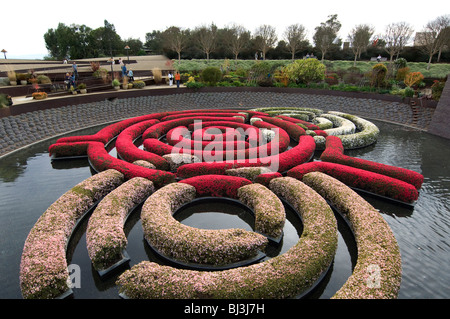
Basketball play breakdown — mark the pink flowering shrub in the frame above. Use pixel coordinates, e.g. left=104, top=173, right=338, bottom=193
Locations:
left=114, top=119, right=170, bottom=170
left=288, top=161, right=419, bottom=203
left=179, top=175, right=252, bottom=199
left=20, top=169, right=124, bottom=299
left=116, top=177, right=337, bottom=298
left=321, top=136, right=424, bottom=189
left=140, top=183, right=268, bottom=265
left=237, top=183, right=285, bottom=238
left=86, top=177, right=154, bottom=270
left=87, top=142, right=175, bottom=187
left=302, top=172, right=402, bottom=299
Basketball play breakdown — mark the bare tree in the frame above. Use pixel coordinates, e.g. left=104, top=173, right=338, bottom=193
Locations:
left=194, top=23, right=217, bottom=61
left=417, top=15, right=450, bottom=68
left=382, top=22, right=414, bottom=62
left=313, top=14, right=342, bottom=61
left=254, top=24, right=278, bottom=60
left=224, top=24, right=250, bottom=60
left=284, top=24, right=307, bottom=61
left=348, top=24, right=374, bottom=66
left=162, top=26, right=188, bottom=62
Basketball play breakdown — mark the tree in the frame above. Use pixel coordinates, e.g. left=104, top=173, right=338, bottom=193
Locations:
left=145, top=30, right=164, bottom=55
left=163, top=26, right=189, bottom=61
left=44, top=23, right=72, bottom=60
left=254, top=24, right=278, bottom=60
left=224, top=24, right=250, bottom=60
left=348, top=24, right=374, bottom=66
left=383, top=22, right=413, bottom=62
left=284, top=24, right=307, bottom=61
left=313, top=14, right=342, bottom=61
left=417, top=15, right=450, bottom=68
left=194, top=24, right=217, bottom=61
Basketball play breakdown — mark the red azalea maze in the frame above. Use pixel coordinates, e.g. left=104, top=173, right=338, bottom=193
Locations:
left=21, top=107, right=423, bottom=299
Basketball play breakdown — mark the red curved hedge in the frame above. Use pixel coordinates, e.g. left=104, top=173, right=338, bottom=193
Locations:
left=166, top=126, right=250, bottom=150
left=48, top=141, right=92, bottom=158
left=287, top=161, right=419, bottom=203
left=176, top=135, right=316, bottom=178
left=320, top=136, right=424, bottom=189
left=87, top=142, right=175, bottom=187
left=274, top=115, right=321, bottom=130
left=253, top=115, right=306, bottom=140
left=55, top=114, right=163, bottom=144
left=114, top=119, right=170, bottom=170
left=179, top=174, right=253, bottom=198
left=142, top=116, right=245, bottom=140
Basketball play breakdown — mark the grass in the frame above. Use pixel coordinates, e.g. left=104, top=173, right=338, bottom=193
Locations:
left=173, top=59, right=450, bottom=79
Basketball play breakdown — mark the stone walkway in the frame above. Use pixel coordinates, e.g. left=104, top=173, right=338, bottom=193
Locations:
left=0, top=89, right=435, bottom=158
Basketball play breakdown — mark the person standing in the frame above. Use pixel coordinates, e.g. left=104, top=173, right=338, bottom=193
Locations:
left=175, top=72, right=181, bottom=88
left=72, top=62, right=78, bottom=80
left=121, top=64, right=127, bottom=77
left=127, top=69, right=134, bottom=82
left=168, top=72, right=173, bottom=86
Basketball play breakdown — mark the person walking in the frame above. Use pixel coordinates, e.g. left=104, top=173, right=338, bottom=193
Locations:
left=175, top=72, right=181, bottom=88
left=127, top=69, right=134, bottom=82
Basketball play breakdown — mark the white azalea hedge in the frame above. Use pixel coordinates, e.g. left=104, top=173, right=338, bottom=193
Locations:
left=250, top=107, right=380, bottom=150
left=20, top=169, right=125, bottom=299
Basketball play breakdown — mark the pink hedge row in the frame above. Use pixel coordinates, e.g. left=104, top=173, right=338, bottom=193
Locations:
left=49, top=141, right=92, bottom=158
left=142, top=116, right=245, bottom=140
left=55, top=114, right=163, bottom=145
left=87, top=142, right=175, bottom=187
left=253, top=115, right=306, bottom=140
left=176, top=135, right=316, bottom=178
left=179, top=174, right=253, bottom=199
left=274, top=115, right=321, bottom=130
left=166, top=126, right=250, bottom=150
left=114, top=119, right=170, bottom=170
left=287, top=161, right=419, bottom=203
left=161, top=112, right=248, bottom=122
left=320, top=136, right=424, bottom=190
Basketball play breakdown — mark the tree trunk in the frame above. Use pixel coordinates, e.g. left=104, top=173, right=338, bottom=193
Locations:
left=427, top=54, right=433, bottom=70
left=354, top=53, right=358, bottom=67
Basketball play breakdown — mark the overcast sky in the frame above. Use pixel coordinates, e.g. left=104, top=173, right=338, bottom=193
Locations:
left=2, top=0, right=448, bottom=59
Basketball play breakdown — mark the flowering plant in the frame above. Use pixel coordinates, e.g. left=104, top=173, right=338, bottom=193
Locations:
left=302, top=172, right=402, bottom=299
left=288, top=161, right=419, bottom=203
left=20, top=169, right=124, bottom=299
left=320, top=135, right=423, bottom=189
left=86, top=177, right=154, bottom=271
left=32, top=91, right=47, bottom=100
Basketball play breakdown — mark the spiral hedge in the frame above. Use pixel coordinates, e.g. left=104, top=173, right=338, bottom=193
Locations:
left=19, top=106, right=424, bottom=299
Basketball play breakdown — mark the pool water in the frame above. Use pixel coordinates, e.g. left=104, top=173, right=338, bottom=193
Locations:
left=0, top=120, right=449, bottom=299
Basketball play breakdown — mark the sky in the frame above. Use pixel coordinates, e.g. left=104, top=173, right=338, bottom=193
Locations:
left=1, top=0, right=448, bottom=59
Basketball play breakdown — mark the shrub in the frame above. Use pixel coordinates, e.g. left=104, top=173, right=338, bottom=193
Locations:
left=431, top=79, right=445, bottom=101
left=152, top=68, right=162, bottom=84
left=77, top=83, right=86, bottom=89
left=201, top=66, right=222, bottom=85
left=396, top=67, right=410, bottom=81
left=132, top=81, right=145, bottom=89
left=285, top=59, right=326, bottom=84
left=371, top=63, right=388, bottom=88
left=37, top=75, right=51, bottom=84
left=112, top=79, right=120, bottom=87
left=404, top=71, right=424, bottom=88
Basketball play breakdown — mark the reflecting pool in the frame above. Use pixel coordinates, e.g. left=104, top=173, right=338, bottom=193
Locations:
left=0, top=120, right=449, bottom=299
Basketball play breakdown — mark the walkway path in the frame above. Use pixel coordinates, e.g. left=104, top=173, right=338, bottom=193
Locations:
left=0, top=86, right=435, bottom=158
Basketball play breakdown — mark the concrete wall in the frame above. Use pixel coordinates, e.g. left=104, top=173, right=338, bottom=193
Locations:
left=428, top=76, right=450, bottom=139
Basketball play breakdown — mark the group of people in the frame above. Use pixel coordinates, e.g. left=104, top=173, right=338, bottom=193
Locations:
left=64, top=57, right=182, bottom=89
left=119, top=58, right=135, bottom=81
left=167, top=71, right=181, bottom=88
